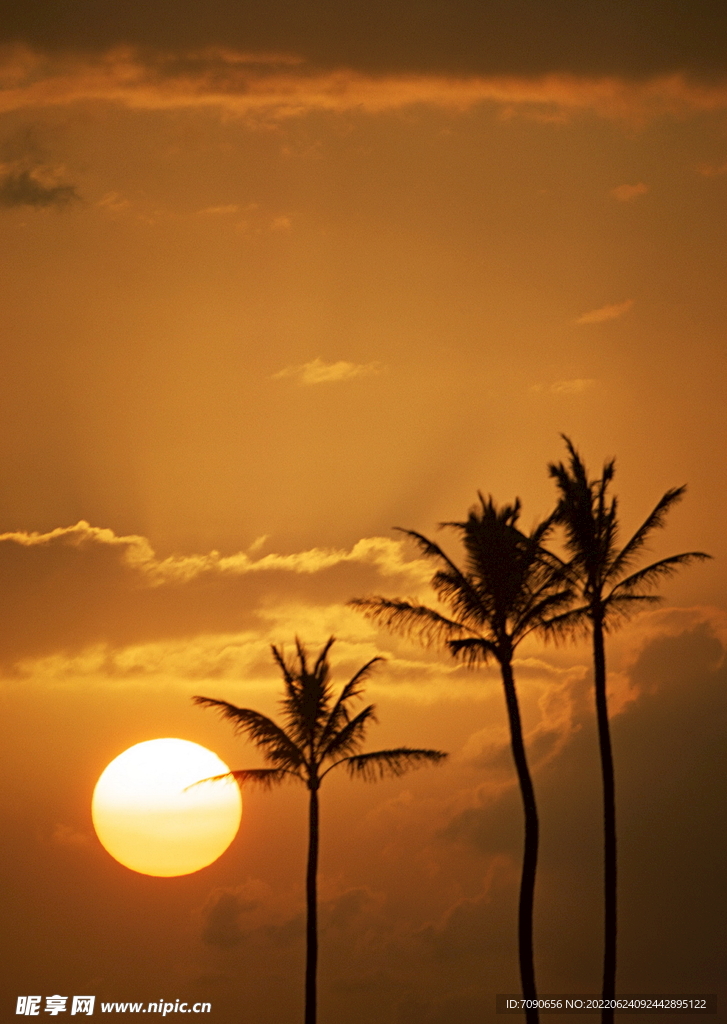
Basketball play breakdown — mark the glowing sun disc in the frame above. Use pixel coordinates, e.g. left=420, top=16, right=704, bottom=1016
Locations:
left=92, top=739, right=242, bottom=877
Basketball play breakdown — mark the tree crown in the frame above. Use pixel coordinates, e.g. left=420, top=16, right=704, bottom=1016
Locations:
left=193, top=637, right=446, bottom=789
left=548, top=434, right=711, bottom=628
left=350, top=493, right=572, bottom=666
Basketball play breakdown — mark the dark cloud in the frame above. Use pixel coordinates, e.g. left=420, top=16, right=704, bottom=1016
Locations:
left=201, top=889, right=255, bottom=948
left=0, top=167, right=79, bottom=208
left=0, top=131, right=80, bottom=209
left=437, top=619, right=726, bottom=1002
left=0, top=0, right=726, bottom=76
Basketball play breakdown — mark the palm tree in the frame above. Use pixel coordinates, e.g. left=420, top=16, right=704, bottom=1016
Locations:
left=193, top=636, right=446, bottom=1024
left=350, top=496, right=573, bottom=1024
left=548, top=436, right=711, bottom=1024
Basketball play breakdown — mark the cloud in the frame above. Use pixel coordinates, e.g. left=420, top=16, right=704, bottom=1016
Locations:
left=440, top=609, right=726, bottom=851
left=96, top=190, right=130, bottom=213
left=420, top=869, right=516, bottom=966
left=529, top=378, right=596, bottom=395
left=610, top=181, right=649, bottom=201
left=51, top=823, right=91, bottom=848
left=2, top=521, right=719, bottom=757
left=272, top=357, right=383, bottom=385
left=0, top=521, right=432, bottom=671
left=697, top=159, right=727, bottom=177
left=457, top=659, right=587, bottom=790
left=575, top=299, right=633, bottom=324
left=201, top=883, right=265, bottom=948
left=2, top=46, right=727, bottom=125
left=550, top=378, right=595, bottom=394
left=199, top=878, right=308, bottom=954
left=0, top=163, right=79, bottom=208
left=196, top=203, right=241, bottom=216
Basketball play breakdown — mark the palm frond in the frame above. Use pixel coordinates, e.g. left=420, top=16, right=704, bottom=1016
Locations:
left=270, top=644, right=296, bottom=686
left=605, top=487, right=688, bottom=582
left=602, top=593, right=663, bottom=628
left=270, top=642, right=309, bottom=733
left=447, top=636, right=499, bottom=665
left=512, top=586, right=575, bottom=640
left=528, top=508, right=559, bottom=547
left=186, top=768, right=299, bottom=791
left=192, top=696, right=305, bottom=770
left=430, top=566, right=495, bottom=627
left=229, top=768, right=302, bottom=788
left=317, top=656, right=385, bottom=752
left=395, top=526, right=460, bottom=572
left=535, top=604, right=592, bottom=642
left=548, top=437, right=710, bottom=615
left=549, top=437, right=615, bottom=574
left=320, top=703, right=377, bottom=761
left=294, top=636, right=310, bottom=676
left=607, top=551, right=711, bottom=597
left=396, top=527, right=486, bottom=618
left=312, top=636, right=336, bottom=678
left=353, top=494, right=577, bottom=653
left=438, top=497, right=567, bottom=634
left=335, top=656, right=385, bottom=703
left=338, top=747, right=447, bottom=782
left=348, top=597, right=470, bottom=646
left=274, top=638, right=338, bottom=747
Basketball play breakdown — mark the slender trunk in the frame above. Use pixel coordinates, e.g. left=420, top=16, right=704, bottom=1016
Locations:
left=500, top=655, right=540, bottom=1024
left=305, top=784, right=319, bottom=1024
left=592, top=610, right=616, bottom=1024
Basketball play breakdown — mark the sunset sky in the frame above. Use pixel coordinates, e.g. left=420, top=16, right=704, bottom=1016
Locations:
left=1, top=2, right=725, bottom=1021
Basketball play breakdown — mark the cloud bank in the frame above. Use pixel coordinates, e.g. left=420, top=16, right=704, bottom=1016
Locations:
left=2, top=46, right=727, bottom=125
left=0, top=521, right=431, bottom=673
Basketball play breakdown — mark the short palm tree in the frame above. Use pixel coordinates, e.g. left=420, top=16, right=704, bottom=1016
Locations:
left=350, top=496, right=573, bottom=1024
left=193, top=637, right=446, bottom=1024
left=548, top=436, right=710, bottom=1024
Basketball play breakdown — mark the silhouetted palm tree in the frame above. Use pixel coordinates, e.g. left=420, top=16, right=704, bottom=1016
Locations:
left=548, top=436, right=710, bottom=1024
left=193, top=637, right=446, bottom=1024
left=350, top=496, right=573, bottom=1024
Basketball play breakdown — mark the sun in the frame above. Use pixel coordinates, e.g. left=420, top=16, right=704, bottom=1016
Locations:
left=92, top=738, right=242, bottom=877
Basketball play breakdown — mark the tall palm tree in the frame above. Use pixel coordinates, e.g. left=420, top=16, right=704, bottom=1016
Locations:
left=193, top=636, right=446, bottom=1024
left=548, top=436, right=711, bottom=1024
left=350, top=496, right=573, bottom=1024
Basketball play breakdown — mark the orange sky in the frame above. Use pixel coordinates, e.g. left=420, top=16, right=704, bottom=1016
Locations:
left=1, top=3, right=725, bottom=1021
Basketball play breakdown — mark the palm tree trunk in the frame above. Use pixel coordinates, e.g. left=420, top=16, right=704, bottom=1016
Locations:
left=500, top=656, right=540, bottom=1024
left=592, top=610, right=616, bottom=1024
left=305, top=784, right=319, bottom=1024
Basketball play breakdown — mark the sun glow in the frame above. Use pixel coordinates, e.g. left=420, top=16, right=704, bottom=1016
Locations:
left=92, top=739, right=242, bottom=877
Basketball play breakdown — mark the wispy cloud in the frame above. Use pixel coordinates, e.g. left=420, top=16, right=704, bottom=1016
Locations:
left=270, top=214, right=292, bottom=231
left=197, top=203, right=241, bottom=216
left=97, top=190, right=130, bottom=214
left=52, top=823, right=91, bottom=848
left=2, top=46, right=727, bottom=125
left=0, top=131, right=80, bottom=209
left=272, top=357, right=383, bottom=385
left=696, top=160, right=727, bottom=177
left=575, top=299, right=633, bottom=325
left=550, top=378, right=596, bottom=394
left=610, top=182, right=649, bottom=202
left=529, top=378, right=596, bottom=395
left=0, top=163, right=79, bottom=208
